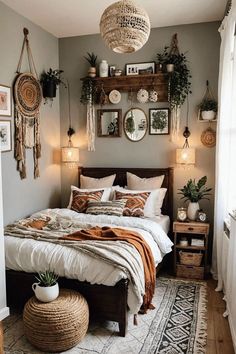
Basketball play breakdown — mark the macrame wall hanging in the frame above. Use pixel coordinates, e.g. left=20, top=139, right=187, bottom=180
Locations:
left=14, top=28, right=42, bottom=179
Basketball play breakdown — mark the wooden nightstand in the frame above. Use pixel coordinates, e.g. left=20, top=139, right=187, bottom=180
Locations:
left=173, top=221, right=209, bottom=279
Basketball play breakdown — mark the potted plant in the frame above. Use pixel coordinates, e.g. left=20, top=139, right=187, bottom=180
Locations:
left=32, top=270, right=59, bottom=302
left=156, top=47, right=169, bottom=72
left=178, top=176, right=212, bottom=220
left=84, top=52, right=97, bottom=78
left=40, top=68, right=66, bottom=102
left=199, top=98, right=217, bottom=120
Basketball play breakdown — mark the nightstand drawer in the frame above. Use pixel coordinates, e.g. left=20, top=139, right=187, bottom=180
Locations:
left=176, top=264, right=204, bottom=279
left=173, top=222, right=209, bottom=234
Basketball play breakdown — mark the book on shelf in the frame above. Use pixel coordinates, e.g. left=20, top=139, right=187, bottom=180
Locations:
left=191, top=238, right=204, bottom=247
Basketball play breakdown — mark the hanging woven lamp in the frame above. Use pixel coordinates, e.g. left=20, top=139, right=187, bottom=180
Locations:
left=100, top=0, right=151, bottom=53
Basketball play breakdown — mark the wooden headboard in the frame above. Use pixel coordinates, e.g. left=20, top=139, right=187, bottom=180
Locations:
left=78, top=167, right=173, bottom=221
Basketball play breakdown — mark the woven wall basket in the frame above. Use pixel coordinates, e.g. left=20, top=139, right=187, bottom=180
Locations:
left=14, top=72, right=42, bottom=116
left=100, top=0, right=150, bottom=53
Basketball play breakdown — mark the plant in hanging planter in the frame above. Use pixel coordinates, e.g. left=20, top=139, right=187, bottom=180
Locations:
left=32, top=270, right=59, bottom=302
left=178, top=176, right=212, bottom=220
left=80, top=77, right=96, bottom=105
left=125, top=110, right=135, bottom=134
left=199, top=98, right=217, bottom=121
left=84, top=52, right=97, bottom=78
left=40, top=68, right=66, bottom=103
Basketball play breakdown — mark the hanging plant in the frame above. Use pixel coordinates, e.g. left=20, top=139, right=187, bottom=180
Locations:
left=156, top=34, right=192, bottom=109
left=80, top=78, right=96, bottom=105
left=40, top=68, right=66, bottom=103
left=125, top=110, right=135, bottom=134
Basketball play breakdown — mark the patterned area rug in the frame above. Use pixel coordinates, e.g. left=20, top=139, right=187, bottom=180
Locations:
left=3, top=278, right=207, bottom=354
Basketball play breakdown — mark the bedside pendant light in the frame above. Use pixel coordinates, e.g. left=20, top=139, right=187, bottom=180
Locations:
left=61, top=81, right=79, bottom=167
left=100, top=0, right=150, bottom=53
left=176, top=97, right=196, bottom=165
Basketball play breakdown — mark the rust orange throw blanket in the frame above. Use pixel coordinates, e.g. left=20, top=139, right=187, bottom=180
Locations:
left=63, top=226, right=156, bottom=314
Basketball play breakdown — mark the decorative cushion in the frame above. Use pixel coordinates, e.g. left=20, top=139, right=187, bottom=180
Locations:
left=86, top=200, right=126, bottom=217
left=71, top=190, right=104, bottom=213
left=127, top=172, right=164, bottom=190
left=67, top=186, right=111, bottom=209
left=115, top=191, right=150, bottom=217
left=80, top=174, right=116, bottom=189
left=114, top=187, right=167, bottom=217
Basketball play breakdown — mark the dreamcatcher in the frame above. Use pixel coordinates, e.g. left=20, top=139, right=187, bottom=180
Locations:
left=14, top=28, right=42, bottom=179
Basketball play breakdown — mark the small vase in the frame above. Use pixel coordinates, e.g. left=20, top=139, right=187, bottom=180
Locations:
left=88, top=67, right=96, bottom=78
left=32, top=282, right=59, bottom=302
left=187, top=202, right=200, bottom=221
left=99, top=60, right=108, bottom=77
left=201, top=110, right=216, bottom=121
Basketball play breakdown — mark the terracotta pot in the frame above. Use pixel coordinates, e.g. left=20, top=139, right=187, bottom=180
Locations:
left=88, top=67, right=96, bottom=78
left=187, top=202, right=200, bottom=221
left=166, top=64, right=174, bottom=73
left=32, top=282, right=59, bottom=302
left=201, top=110, right=216, bottom=121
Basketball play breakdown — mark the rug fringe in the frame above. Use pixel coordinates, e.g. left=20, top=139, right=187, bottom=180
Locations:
left=194, top=284, right=208, bottom=354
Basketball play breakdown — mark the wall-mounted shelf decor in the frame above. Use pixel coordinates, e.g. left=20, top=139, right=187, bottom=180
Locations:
left=80, top=73, right=169, bottom=102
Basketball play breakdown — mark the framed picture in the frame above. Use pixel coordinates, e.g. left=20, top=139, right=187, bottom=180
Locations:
left=0, top=84, right=12, bottom=116
left=125, top=62, right=155, bottom=76
left=97, top=109, right=122, bottom=137
left=149, top=108, right=170, bottom=135
left=0, top=120, right=12, bottom=152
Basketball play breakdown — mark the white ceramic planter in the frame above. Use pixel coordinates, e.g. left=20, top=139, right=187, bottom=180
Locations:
left=32, top=282, right=59, bottom=303
left=187, top=202, right=200, bottom=221
left=201, top=110, right=216, bottom=120
left=166, top=64, right=174, bottom=73
left=99, top=60, right=108, bottom=77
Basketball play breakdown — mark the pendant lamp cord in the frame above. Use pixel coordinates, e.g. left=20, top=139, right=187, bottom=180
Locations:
left=183, top=95, right=190, bottom=148
left=66, top=79, right=75, bottom=144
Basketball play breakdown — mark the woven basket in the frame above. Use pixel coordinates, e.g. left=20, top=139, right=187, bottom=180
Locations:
left=23, top=289, right=89, bottom=353
left=179, top=251, right=203, bottom=267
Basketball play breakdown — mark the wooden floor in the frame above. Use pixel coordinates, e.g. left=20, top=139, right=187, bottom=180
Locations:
left=207, top=279, right=235, bottom=353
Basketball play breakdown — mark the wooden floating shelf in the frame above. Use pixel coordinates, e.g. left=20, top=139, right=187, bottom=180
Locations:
left=81, top=73, right=169, bottom=102
left=176, top=245, right=206, bottom=251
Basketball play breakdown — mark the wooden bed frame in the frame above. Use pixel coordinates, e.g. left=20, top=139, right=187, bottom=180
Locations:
left=6, top=167, right=173, bottom=337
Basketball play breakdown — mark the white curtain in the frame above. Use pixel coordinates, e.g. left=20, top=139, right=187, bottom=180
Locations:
left=212, top=1, right=236, bottom=290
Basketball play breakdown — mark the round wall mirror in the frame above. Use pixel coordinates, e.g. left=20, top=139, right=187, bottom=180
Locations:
left=124, top=108, right=148, bottom=142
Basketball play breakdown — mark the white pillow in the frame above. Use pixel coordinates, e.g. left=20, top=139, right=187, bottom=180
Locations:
left=114, top=186, right=167, bottom=217
left=127, top=172, right=164, bottom=190
left=80, top=174, right=116, bottom=189
left=67, top=186, right=112, bottom=209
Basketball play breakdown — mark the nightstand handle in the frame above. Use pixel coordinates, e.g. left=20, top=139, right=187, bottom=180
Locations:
left=188, top=227, right=194, bottom=231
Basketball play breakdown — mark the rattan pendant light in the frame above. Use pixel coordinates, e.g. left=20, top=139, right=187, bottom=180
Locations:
left=100, top=0, right=151, bottom=53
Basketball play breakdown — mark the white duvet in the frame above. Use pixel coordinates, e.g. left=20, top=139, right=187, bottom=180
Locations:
left=5, top=208, right=173, bottom=313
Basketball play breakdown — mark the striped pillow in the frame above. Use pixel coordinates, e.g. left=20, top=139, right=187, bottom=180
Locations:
left=115, top=191, right=150, bottom=217
left=71, top=190, right=104, bottom=213
left=86, top=200, right=126, bottom=217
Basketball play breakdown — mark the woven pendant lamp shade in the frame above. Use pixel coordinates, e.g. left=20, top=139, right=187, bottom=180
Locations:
left=100, top=0, right=151, bottom=53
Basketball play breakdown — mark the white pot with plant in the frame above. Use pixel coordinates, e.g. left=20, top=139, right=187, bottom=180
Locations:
left=178, top=176, right=212, bottom=221
left=84, top=52, right=97, bottom=78
left=32, top=270, right=59, bottom=303
left=200, top=99, right=217, bottom=120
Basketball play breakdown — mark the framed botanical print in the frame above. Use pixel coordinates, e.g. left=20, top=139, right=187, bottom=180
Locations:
left=0, top=84, right=12, bottom=117
left=0, top=120, right=12, bottom=152
left=149, top=108, right=170, bottom=135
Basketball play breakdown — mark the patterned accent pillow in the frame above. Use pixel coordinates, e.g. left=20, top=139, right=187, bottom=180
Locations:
left=115, top=191, right=150, bottom=217
left=71, top=190, right=104, bottom=213
left=86, top=200, right=126, bottom=217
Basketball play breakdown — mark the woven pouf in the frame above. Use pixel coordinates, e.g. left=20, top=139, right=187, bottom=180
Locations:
left=23, top=289, right=89, bottom=353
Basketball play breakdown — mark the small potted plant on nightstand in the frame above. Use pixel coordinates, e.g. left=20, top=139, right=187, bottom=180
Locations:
left=84, top=52, right=97, bottom=78
left=199, top=98, right=218, bottom=121
left=178, top=176, right=212, bottom=220
left=32, top=270, right=59, bottom=302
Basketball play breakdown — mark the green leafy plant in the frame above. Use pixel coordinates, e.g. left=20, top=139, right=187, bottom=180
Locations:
left=35, top=271, right=59, bottom=287
left=40, top=68, right=66, bottom=87
left=151, top=111, right=167, bottom=131
left=84, top=52, right=97, bottom=67
left=156, top=47, right=192, bottom=108
left=178, top=176, right=212, bottom=203
left=80, top=77, right=96, bottom=104
left=125, top=111, right=135, bottom=134
left=199, top=99, right=217, bottom=112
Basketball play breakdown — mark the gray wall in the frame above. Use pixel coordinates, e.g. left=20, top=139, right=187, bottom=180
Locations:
left=0, top=1, right=61, bottom=225
left=59, top=22, right=220, bottom=228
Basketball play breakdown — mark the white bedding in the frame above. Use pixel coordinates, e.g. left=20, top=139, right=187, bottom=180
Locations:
left=5, top=208, right=173, bottom=313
